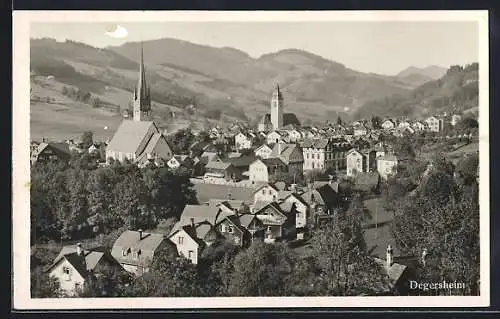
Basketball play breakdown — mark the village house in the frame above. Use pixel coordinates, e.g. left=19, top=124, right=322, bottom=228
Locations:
left=168, top=223, right=206, bottom=265
left=300, top=183, right=340, bottom=226
left=266, top=130, right=288, bottom=145
left=111, top=230, right=178, bottom=277
left=412, top=121, right=426, bottom=132
left=269, top=142, right=304, bottom=177
left=249, top=158, right=288, bottom=183
left=203, top=160, right=240, bottom=183
left=381, top=119, right=396, bottom=130
left=48, top=243, right=125, bottom=296
left=254, top=202, right=296, bottom=243
left=377, top=154, right=398, bottom=180
left=254, top=144, right=273, bottom=159
left=346, top=148, right=366, bottom=176
left=216, top=213, right=266, bottom=247
left=425, top=116, right=444, bottom=132
left=282, top=124, right=303, bottom=142
left=253, top=183, right=281, bottom=205
left=281, top=193, right=310, bottom=235
left=31, top=142, right=72, bottom=165
left=301, top=139, right=331, bottom=171
left=225, top=154, right=258, bottom=178
left=450, top=114, right=462, bottom=126
left=167, top=155, right=190, bottom=170
left=353, top=123, right=369, bottom=136
left=189, top=140, right=211, bottom=158
left=373, top=245, right=414, bottom=296
left=234, top=132, right=254, bottom=150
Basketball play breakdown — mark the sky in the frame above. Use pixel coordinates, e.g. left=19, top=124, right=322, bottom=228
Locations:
left=30, top=21, right=479, bottom=75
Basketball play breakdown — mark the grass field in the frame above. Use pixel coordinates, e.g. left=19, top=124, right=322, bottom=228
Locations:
left=192, top=182, right=259, bottom=204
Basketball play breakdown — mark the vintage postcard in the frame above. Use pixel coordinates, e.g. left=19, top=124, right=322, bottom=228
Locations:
left=12, top=10, right=489, bottom=309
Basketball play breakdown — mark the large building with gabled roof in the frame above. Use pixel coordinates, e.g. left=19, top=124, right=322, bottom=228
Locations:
left=105, top=43, right=173, bottom=165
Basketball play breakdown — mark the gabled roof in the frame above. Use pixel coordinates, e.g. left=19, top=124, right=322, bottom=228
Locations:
left=374, top=258, right=408, bottom=285
left=260, top=157, right=286, bottom=167
left=355, top=172, right=380, bottom=187
left=107, top=120, right=156, bottom=154
left=253, top=182, right=279, bottom=194
left=254, top=201, right=288, bottom=218
left=225, top=154, right=257, bottom=168
left=179, top=204, right=233, bottom=227
left=49, top=245, right=119, bottom=278
left=205, top=160, right=232, bottom=170
left=300, top=138, right=329, bottom=149
left=378, top=154, right=398, bottom=162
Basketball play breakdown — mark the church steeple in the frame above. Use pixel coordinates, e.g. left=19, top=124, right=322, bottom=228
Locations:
left=133, top=42, right=152, bottom=121
left=271, top=82, right=284, bottom=130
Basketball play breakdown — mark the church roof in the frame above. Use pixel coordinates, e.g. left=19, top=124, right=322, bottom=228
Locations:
left=283, top=113, right=301, bottom=126
left=106, top=120, right=156, bottom=155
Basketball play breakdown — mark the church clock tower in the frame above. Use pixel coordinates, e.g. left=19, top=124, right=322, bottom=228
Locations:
left=133, top=43, right=152, bottom=121
left=270, top=83, right=284, bottom=130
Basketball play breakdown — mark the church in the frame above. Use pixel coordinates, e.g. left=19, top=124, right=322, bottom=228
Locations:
left=106, top=44, right=174, bottom=167
left=258, top=84, right=301, bottom=132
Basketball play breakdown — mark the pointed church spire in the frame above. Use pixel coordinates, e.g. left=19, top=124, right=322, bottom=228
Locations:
left=133, top=42, right=152, bottom=121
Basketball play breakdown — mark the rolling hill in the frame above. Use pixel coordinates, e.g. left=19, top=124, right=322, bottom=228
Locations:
left=355, top=63, right=479, bottom=120
left=396, top=65, right=447, bottom=80
left=30, top=37, right=440, bottom=140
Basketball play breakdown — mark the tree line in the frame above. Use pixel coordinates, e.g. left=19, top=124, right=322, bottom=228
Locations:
left=30, top=157, right=198, bottom=245
left=61, top=86, right=102, bottom=108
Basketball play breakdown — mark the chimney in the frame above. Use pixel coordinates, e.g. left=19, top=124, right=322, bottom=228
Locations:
left=138, top=229, right=143, bottom=240
left=190, top=217, right=195, bottom=227
left=76, top=243, right=82, bottom=256
left=386, top=245, right=394, bottom=269
left=277, top=142, right=282, bottom=154
left=421, top=248, right=428, bottom=267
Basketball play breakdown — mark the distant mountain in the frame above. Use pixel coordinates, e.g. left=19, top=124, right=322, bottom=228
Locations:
left=396, top=65, right=447, bottom=80
left=30, top=37, right=428, bottom=134
left=356, top=63, right=479, bottom=119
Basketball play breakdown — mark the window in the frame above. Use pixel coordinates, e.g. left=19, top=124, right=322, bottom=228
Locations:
left=178, top=236, right=184, bottom=245
left=221, top=224, right=227, bottom=232
left=75, top=283, right=81, bottom=291
left=228, top=226, right=234, bottom=233
left=188, top=250, right=194, bottom=258
left=262, top=189, right=266, bottom=195
left=63, top=267, right=70, bottom=275
left=267, top=226, right=272, bottom=232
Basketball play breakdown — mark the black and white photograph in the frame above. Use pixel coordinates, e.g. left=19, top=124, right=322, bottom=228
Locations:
left=12, top=10, right=490, bottom=309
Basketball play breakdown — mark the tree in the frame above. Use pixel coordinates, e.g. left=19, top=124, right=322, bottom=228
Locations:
left=371, top=116, right=382, bottom=129
left=31, top=267, right=61, bottom=298
left=455, top=153, right=479, bottom=186
left=391, top=183, right=479, bottom=295
left=79, top=265, right=133, bottom=297
left=310, top=212, right=391, bottom=296
left=81, top=131, right=94, bottom=149
left=228, top=241, right=295, bottom=296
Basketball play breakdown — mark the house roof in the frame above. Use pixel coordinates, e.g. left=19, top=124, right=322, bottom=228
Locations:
left=259, top=114, right=272, bottom=125
left=237, top=214, right=259, bottom=229
left=49, top=245, right=118, bottom=278
left=205, top=160, right=232, bottom=170
left=374, top=258, right=408, bottom=285
left=106, top=120, right=156, bottom=155
left=378, top=154, right=398, bottom=162
left=261, top=157, right=286, bottom=167
left=112, top=231, right=168, bottom=267
left=253, top=183, right=279, bottom=194
left=283, top=113, right=301, bottom=126
left=178, top=204, right=234, bottom=227
left=226, top=154, right=257, bottom=168
left=300, top=138, right=329, bottom=149
left=355, top=172, right=380, bottom=187
left=207, top=199, right=245, bottom=211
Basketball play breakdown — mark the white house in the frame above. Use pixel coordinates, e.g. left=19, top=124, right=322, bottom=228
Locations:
left=48, top=244, right=125, bottom=296
left=382, top=119, right=396, bottom=130
left=450, top=114, right=462, bottom=126
left=266, top=131, right=285, bottom=145
left=283, top=193, right=309, bottom=230
left=254, top=144, right=273, bottom=159
left=425, top=116, right=444, bottom=132
left=377, top=154, right=398, bottom=180
left=346, top=148, right=366, bottom=176
left=249, top=158, right=287, bottom=183
left=253, top=183, right=280, bottom=205
left=168, top=226, right=204, bottom=265
left=234, top=132, right=254, bottom=150
left=412, top=121, right=426, bottom=131
left=353, top=124, right=368, bottom=136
